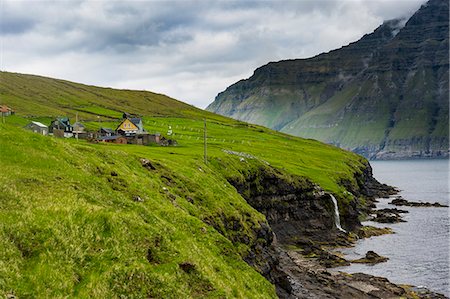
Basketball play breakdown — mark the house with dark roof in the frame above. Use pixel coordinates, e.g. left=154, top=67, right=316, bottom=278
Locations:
left=49, top=117, right=73, bottom=138
left=116, top=113, right=146, bottom=136
left=73, top=122, right=85, bottom=134
left=98, top=127, right=115, bottom=137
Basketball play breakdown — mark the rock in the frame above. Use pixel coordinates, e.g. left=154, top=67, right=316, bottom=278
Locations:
left=390, top=197, right=448, bottom=208
left=271, top=248, right=445, bottom=299
left=140, top=158, right=156, bottom=170
left=357, top=226, right=393, bottom=238
left=352, top=251, right=388, bottom=264
left=133, top=195, right=143, bottom=202
left=370, top=208, right=408, bottom=223
left=179, top=262, right=196, bottom=273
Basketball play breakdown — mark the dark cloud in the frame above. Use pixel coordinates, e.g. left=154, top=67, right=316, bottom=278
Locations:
left=0, top=0, right=427, bottom=108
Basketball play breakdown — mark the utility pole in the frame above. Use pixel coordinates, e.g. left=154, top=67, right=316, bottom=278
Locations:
left=75, top=112, right=79, bottom=140
left=203, top=118, right=207, bottom=164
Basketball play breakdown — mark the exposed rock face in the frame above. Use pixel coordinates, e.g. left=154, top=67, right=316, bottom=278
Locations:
left=220, top=161, right=446, bottom=298
left=207, top=0, right=449, bottom=160
left=224, top=162, right=395, bottom=294
left=227, top=166, right=356, bottom=245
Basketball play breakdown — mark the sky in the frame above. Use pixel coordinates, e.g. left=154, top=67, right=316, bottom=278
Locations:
left=0, top=0, right=427, bottom=108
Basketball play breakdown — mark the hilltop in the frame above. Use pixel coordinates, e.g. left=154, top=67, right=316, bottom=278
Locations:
left=207, top=0, right=449, bottom=160
left=0, top=72, right=433, bottom=298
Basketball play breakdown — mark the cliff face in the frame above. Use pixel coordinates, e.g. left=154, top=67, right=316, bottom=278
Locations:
left=207, top=0, right=449, bottom=159
left=221, top=162, right=397, bottom=297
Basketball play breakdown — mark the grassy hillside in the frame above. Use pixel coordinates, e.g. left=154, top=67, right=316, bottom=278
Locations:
left=0, top=72, right=369, bottom=297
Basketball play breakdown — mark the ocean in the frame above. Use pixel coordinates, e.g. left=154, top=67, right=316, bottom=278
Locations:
left=336, top=159, right=449, bottom=297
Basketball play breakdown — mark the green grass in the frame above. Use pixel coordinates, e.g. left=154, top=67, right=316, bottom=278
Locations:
left=0, top=124, right=275, bottom=298
left=0, top=71, right=371, bottom=297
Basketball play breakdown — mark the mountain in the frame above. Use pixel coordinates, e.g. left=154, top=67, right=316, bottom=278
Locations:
left=207, top=0, right=449, bottom=160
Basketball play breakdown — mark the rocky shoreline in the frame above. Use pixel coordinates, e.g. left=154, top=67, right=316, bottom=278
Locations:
left=228, top=162, right=448, bottom=298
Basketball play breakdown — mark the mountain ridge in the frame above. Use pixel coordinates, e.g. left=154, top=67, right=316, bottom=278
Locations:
left=207, top=0, right=449, bottom=159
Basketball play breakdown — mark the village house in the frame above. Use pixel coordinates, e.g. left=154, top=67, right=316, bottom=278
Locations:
left=98, top=127, right=114, bottom=137
left=90, top=113, right=164, bottom=146
left=25, top=121, right=48, bottom=135
left=49, top=117, right=73, bottom=138
left=0, top=105, right=15, bottom=116
left=73, top=122, right=85, bottom=134
left=116, top=113, right=146, bottom=136
left=73, top=121, right=91, bottom=139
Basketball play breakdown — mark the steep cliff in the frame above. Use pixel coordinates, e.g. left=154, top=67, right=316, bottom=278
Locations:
left=207, top=0, right=449, bottom=159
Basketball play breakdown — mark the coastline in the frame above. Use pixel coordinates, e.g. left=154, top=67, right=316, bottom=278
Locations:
left=331, top=160, right=449, bottom=298
left=244, top=160, right=449, bottom=298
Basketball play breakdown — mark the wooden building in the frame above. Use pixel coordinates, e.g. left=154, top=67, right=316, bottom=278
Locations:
left=73, top=122, right=85, bottom=134
left=0, top=105, right=15, bottom=116
left=49, top=117, right=73, bottom=138
left=98, top=127, right=114, bottom=137
left=116, top=113, right=146, bottom=136
left=116, top=119, right=139, bottom=136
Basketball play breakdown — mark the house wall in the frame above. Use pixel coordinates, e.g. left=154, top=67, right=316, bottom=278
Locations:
left=116, top=137, right=128, bottom=144
left=53, top=129, right=65, bottom=138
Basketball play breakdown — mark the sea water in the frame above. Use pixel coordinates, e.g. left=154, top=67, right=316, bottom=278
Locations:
left=336, top=159, right=449, bottom=297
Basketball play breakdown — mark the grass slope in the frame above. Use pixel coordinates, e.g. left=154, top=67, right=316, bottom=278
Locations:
left=0, top=72, right=369, bottom=297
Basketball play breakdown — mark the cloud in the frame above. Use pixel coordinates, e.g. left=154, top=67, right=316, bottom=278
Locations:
left=0, top=0, right=427, bottom=108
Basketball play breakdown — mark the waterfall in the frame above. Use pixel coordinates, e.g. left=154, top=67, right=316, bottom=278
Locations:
left=329, top=194, right=346, bottom=232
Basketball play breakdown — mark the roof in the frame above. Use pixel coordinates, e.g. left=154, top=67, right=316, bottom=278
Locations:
left=53, top=117, right=71, bottom=128
left=0, top=105, right=13, bottom=113
left=100, top=127, right=114, bottom=133
left=73, top=122, right=85, bottom=127
left=57, top=117, right=69, bottom=122
left=30, top=121, right=48, bottom=128
left=129, top=118, right=143, bottom=128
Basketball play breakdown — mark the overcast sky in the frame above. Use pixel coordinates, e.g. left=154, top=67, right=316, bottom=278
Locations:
left=1, top=0, right=426, bottom=108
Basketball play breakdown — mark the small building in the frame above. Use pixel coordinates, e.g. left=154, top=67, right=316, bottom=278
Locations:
left=98, top=135, right=127, bottom=144
left=73, top=122, right=85, bottom=134
left=149, top=133, right=161, bottom=144
left=117, top=113, right=146, bottom=136
left=116, top=118, right=140, bottom=136
left=49, top=117, right=73, bottom=138
left=25, top=121, right=48, bottom=135
left=0, top=105, right=15, bottom=116
left=98, top=127, right=115, bottom=137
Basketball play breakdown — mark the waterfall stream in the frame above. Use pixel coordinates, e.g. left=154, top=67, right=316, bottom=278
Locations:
left=329, top=194, right=346, bottom=232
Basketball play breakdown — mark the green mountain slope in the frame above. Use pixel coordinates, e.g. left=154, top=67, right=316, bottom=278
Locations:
left=0, top=72, right=380, bottom=297
left=207, top=0, right=449, bottom=159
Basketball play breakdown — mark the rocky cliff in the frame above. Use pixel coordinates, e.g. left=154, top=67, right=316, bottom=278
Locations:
left=207, top=0, right=449, bottom=159
left=218, top=161, right=436, bottom=298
